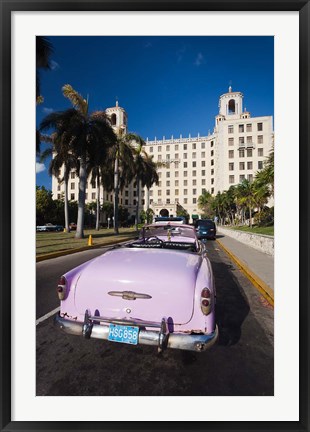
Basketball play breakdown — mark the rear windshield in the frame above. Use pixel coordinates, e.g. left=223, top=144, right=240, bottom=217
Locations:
left=196, top=220, right=214, bottom=227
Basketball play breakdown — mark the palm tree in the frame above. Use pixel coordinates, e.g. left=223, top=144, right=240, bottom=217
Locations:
left=129, top=135, right=159, bottom=231
left=198, top=190, right=213, bottom=218
left=237, top=179, right=257, bottom=228
left=40, top=84, right=116, bottom=239
left=40, top=133, right=78, bottom=232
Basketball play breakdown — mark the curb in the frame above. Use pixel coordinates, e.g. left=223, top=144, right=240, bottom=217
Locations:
left=36, top=235, right=136, bottom=262
left=216, top=239, right=274, bottom=307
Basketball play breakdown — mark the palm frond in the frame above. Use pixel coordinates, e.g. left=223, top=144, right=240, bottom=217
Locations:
left=62, top=84, right=88, bottom=115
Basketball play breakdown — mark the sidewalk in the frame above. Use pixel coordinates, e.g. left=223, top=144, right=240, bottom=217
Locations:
left=216, top=233, right=274, bottom=304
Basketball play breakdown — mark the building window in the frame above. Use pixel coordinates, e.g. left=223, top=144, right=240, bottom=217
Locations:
left=71, top=182, right=75, bottom=190
left=184, top=198, right=188, bottom=204
left=166, top=181, right=170, bottom=187
left=184, top=144, right=187, bottom=150
left=246, top=124, right=252, bottom=132
left=239, top=175, right=245, bottom=182
left=211, top=178, right=214, bottom=185
left=239, top=137, right=245, bottom=145
left=201, top=151, right=205, bottom=158
left=239, top=162, right=245, bottom=170
left=211, top=169, right=214, bottom=175
left=258, top=135, right=264, bottom=144
left=239, top=124, right=244, bottom=133
left=57, top=185, right=60, bottom=191
left=202, top=179, right=206, bottom=185
left=257, top=123, right=263, bottom=131
left=211, top=141, right=214, bottom=147
left=211, top=150, right=214, bottom=156
left=166, top=199, right=170, bottom=204
left=201, top=170, right=205, bottom=176
left=247, top=136, right=253, bottom=144
left=149, top=146, right=153, bottom=153
left=184, top=171, right=188, bottom=177
left=192, top=161, right=196, bottom=167
left=211, top=188, right=214, bottom=194
left=166, top=145, right=170, bottom=151
left=211, top=160, right=214, bottom=166
left=239, top=149, right=245, bottom=158
left=85, top=193, right=88, bottom=200
left=167, top=190, right=170, bottom=196
left=92, top=192, right=96, bottom=199
left=133, top=199, right=136, bottom=205
left=248, top=174, right=253, bottom=182
left=228, top=125, right=234, bottom=134
left=149, top=199, right=153, bottom=205
left=158, top=181, right=162, bottom=187
left=158, top=190, right=162, bottom=196
left=228, top=99, right=236, bottom=114
left=228, top=138, right=234, bottom=146
left=184, top=180, right=188, bottom=186
left=175, top=144, right=179, bottom=151
left=228, top=150, right=234, bottom=158
left=166, top=154, right=170, bottom=160
left=158, top=146, right=162, bottom=152
left=175, top=153, right=179, bottom=159
left=229, top=175, right=235, bottom=184
left=158, top=172, right=162, bottom=178
left=247, top=161, right=253, bottom=170
left=71, top=172, right=75, bottom=179
left=150, top=190, right=153, bottom=196
left=175, top=189, right=179, bottom=196
left=192, top=143, right=196, bottom=149
left=133, top=191, right=137, bottom=197
left=193, top=198, right=197, bottom=204
left=184, top=189, right=188, bottom=195
left=158, top=155, right=162, bottom=161
left=258, top=148, right=264, bottom=156
left=202, top=188, right=206, bottom=194
left=184, top=162, right=187, bottom=168
left=175, top=171, right=179, bottom=177
left=247, top=149, right=253, bottom=157
left=175, top=180, right=179, bottom=186
left=166, top=172, right=170, bottom=178
left=183, top=153, right=187, bottom=159
left=201, top=161, right=205, bottom=167
left=201, top=142, right=205, bottom=149
left=229, top=163, right=234, bottom=171
left=192, top=152, right=196, bottom=159
left=57, top=194, right=61, bottom=199
left=192, top=170, right=196, bottom=176
left=258, top=161, right=264, bottom=169
left=193, top=179, right=197, bottom=186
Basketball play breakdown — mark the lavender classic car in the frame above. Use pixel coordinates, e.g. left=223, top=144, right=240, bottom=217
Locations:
left=54, top=223, right=218, bottom=353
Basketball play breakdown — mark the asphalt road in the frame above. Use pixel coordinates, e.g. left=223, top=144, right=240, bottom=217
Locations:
left=36, top=241, right=274, bottom=396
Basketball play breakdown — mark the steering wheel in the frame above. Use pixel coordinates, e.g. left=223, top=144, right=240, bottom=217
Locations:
left=145, top=236, right=164, bottom=244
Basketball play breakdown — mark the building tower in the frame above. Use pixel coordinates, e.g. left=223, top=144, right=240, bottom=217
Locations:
left=105, top=100, right=128, bottom=135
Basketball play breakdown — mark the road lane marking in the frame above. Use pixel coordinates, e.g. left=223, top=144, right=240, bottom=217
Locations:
left=36, top=306, right=60, bottom=326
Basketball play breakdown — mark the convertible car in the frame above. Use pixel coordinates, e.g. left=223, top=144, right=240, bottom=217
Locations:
left=54, top=223, right=218, bottom=353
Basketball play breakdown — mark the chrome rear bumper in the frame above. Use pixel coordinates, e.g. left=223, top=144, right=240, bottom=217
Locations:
left=54, top=313, right=218, bottom=353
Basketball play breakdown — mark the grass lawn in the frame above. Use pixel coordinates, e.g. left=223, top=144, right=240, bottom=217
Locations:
left=229, top=225, right=274, bottom=236
left=36, top=227, right=138, bottom=256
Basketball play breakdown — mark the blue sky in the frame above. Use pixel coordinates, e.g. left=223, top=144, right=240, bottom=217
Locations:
left=36, top=36, right=274, bottom=189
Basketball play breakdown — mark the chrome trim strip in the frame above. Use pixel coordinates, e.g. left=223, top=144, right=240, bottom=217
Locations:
left=55, top=314, right=219, bottom=352
left=108, top=291, right=152, bottom=300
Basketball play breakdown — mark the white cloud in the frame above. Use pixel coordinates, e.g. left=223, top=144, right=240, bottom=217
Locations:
left=194, top=52, right=205, bottom=66
left=50, top=60, right=60, bottom=70
left=36, top=162, right=46, bottom=174
left=42, top=107, right=54, bottom=114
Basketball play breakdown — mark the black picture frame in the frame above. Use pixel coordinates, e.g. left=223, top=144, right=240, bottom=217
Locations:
left=1, top=0, right=309, bottom=431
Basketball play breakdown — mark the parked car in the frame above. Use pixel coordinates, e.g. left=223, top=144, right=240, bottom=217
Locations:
left=194, top=219, right=217, bottom=240
left=54, top=223, right=218, bottom=353
left=36, top=223, right=63, bottom=232
left=69, top=223, right=77, bottom=231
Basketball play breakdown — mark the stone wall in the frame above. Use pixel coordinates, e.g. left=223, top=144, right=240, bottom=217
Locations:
left=217, top=226, right=274, bottom=257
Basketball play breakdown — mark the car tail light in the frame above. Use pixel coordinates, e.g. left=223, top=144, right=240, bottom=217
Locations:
left=57, top=276, right=67, bottom=300
left=201, top=287, right=212, bottom=315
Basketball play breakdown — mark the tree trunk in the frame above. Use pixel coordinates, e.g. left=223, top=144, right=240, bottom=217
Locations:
left=113, top=156, right=119, bottom=235
left=135, top=177, right=140, bottom=231
left=75, top=155, right=87, bottom=239
left=249, top=207, right=252, bottom=228
left=96, top=174, right=100, bottom=231
left=63, top=167, right=69, bottom=232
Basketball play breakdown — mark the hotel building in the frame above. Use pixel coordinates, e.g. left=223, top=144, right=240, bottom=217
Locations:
left=52, top=87, right=274, bottom=223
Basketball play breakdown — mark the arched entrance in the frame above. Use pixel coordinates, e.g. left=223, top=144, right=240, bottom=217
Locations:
left=159, top=208, right=169, bottom=217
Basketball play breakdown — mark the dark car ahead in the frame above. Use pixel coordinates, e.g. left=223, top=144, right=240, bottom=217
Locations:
left=194, top=219, right=217, bottom=240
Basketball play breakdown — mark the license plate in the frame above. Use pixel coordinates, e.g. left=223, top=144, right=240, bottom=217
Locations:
left=108, top=324, right=139, bottom=345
